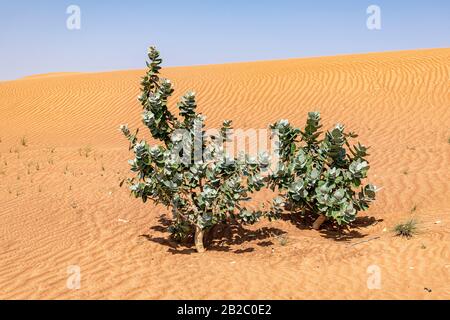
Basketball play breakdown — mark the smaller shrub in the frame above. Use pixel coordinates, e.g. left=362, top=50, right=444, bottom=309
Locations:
left=268, top=112, right=377, bottom=229
left=394, top=219, right=417, bottom=238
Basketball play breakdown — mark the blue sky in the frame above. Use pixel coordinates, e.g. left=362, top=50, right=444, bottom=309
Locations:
left=0, top=0, right=449, bottom=80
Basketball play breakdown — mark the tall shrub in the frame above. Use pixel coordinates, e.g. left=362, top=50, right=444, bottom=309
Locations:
left=121, top=47, right=275, bottom=253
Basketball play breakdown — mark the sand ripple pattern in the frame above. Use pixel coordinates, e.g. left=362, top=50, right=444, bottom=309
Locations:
left=0, top=48, right=449, bottom=299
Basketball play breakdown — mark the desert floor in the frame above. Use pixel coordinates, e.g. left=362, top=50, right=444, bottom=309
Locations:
left=0, top=48, right=449, bottom=299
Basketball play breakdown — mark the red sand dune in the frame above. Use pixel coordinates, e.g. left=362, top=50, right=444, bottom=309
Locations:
left=0, top=48, right=449, bottom=299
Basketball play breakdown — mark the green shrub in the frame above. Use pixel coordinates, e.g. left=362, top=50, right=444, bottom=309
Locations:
left=268, top=112, right=377, bottom=229
left=121, top=47, right=275, bottom=253
left=394, top=219, right=417, bottom=238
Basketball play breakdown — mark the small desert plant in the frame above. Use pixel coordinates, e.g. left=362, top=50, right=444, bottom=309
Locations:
left=268, top=113, right=377, bottom=229
left=20, top=136, right=27, bottom=147
left=121, top=47, right=276, bottom=253
left=394, top=219, right=417, bottom=238
left=79, top=146, right=92, bottom=158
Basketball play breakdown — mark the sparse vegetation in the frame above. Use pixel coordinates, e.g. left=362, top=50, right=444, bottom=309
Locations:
left=394, top=219, right=418, bottom=238
left=20, top=136, right=27, bottom=147
left=78, top=146, right=92, bottom=157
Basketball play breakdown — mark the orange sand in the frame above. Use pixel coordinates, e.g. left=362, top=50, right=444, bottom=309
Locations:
left=0, top=48, right=449, bottom=299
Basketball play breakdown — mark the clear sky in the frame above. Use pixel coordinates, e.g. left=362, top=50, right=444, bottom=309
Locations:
left=0, top=0, right=449, bottom=80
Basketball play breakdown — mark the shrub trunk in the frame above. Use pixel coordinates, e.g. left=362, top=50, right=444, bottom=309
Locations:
left=312, top=214, right=326, bottom=230
left=195, top=225, right=206, bottom=253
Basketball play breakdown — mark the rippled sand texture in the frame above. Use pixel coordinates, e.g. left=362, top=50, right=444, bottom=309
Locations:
left=0, top=48, right=449, bottom=299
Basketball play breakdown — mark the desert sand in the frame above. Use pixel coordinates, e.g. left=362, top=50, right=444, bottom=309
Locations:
left=0, top=48, right=449, bottom=299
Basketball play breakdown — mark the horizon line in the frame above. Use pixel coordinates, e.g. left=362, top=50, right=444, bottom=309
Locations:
left=3, top=46, right=449, bottom=83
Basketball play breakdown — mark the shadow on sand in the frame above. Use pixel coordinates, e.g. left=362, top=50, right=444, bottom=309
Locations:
left=140, top=215, right=286, bottom=255
left=140, top=214, right=383, bottom=254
